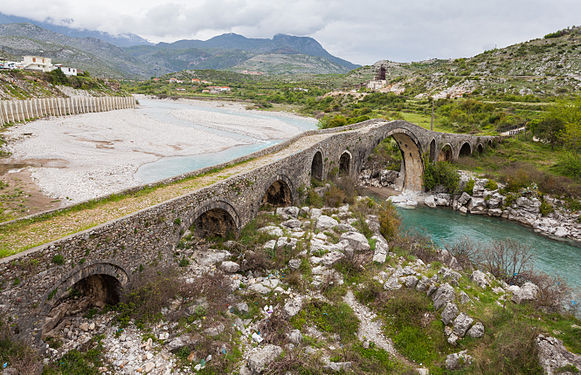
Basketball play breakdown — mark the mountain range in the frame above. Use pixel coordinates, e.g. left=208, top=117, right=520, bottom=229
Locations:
left=0, top=13, right=358, bottom=78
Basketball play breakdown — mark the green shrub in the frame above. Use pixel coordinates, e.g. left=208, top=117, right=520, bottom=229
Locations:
left=378, top=201, right=400, bottom=240
left=485, top=179, right=498, bottom=190
left=552, top=152, right=581, bottom=180
left=423, top=160, right=460, bottom=193
left=540, top=199, right=554, bottom=216
left=52, top=254, right=65, bottom=265
left=464, top=178, right=475, bottom=194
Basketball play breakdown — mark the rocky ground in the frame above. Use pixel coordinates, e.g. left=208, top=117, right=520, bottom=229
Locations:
left=8, top=196, right=579, bottom=375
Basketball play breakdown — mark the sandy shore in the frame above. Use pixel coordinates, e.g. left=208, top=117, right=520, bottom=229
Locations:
left=3, top=98, right=316, bottom=205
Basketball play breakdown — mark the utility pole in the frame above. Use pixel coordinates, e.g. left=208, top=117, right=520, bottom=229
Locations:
left=430, top=98, right=434, bottom=131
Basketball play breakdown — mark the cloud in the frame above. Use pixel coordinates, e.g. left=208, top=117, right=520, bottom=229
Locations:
left=2, top=0, right=580, bottom=64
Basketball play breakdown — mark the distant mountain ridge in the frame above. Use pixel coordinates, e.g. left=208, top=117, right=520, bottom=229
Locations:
left=0, top=12, right=151, bottom=47
left=0, top=15, right=359, bottom=77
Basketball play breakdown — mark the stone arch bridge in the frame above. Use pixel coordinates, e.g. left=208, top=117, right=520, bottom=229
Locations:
left=0, top=119, right=496, bottom=344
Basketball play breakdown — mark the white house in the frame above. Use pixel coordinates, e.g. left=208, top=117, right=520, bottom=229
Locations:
left=22, top=56, right=53, bottom=72
left=54, top=64, right=78, bottom=76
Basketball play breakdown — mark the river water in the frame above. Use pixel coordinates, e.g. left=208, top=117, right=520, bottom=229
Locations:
left=134, top=99, right=318, bottom=183
left=397, top=206, right=580, bottom=303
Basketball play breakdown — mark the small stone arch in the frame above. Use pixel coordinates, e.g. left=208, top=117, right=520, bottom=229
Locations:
left=262, top=175, right=294, bottom=208
left=459, top=142, right=472, bottom=157
left=42, top=261, right=129, bottom=334
left=477, top=143, right=484, bottom=154
left=339, top=151, right=352, bottom=177
left=438, top=143, right=453, bottom=162
left=190, top=200, right=240, bottom=238
left=311, top=150, right=324, bottom=182
left=488, top=139, right=494, bottom=148
left=429, top=139, right=436, bottom=161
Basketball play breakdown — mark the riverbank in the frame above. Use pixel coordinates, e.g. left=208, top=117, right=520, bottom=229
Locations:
left=0, top=98, right=317, bottom=214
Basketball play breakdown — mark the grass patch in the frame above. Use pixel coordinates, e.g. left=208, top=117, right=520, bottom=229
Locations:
left=291, top=300, right=358, bottom=340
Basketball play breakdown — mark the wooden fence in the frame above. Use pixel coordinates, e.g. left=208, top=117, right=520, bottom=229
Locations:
left=0, top=96, right=137, bottom=125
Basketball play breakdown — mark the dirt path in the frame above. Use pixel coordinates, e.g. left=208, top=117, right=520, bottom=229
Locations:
left=344, top=290, right=416, bottom=368
left=0, top=132, right=331, bottom=258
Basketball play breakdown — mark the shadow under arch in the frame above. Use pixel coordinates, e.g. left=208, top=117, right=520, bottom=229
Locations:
left=459, top=142, right=472, bottom=157
left=438, top=143, right=453, bottom=161
left=261, top=174, right=295, bottom=208
left=429, top=138, right=436, bottom=161
left=339, top=151, right=352, bottom=177
left=189, top=199, right=241, bottom=238
left=42, top=261, right=130, bottom=334
left=311, top=150, right=324, bottom=182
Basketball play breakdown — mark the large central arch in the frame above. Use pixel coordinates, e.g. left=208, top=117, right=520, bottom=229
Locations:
left=376, top=129, right=424, bottom=191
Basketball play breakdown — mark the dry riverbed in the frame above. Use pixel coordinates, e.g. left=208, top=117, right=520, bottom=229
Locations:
left=0, top=98, right=316, bottom=219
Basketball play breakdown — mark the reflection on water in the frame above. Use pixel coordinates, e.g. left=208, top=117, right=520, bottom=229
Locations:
left=397, top=206, right=580, bottom=300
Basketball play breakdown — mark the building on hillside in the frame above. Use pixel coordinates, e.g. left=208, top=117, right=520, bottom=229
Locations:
left=0, top=61, right=19, bottom=70
left=191, top=78, right=201, bottom=84
left=54, top=64, right=77, bottom=76
left=168, top=77, right=183, bottom=83
left=22, top=56, right=53, bottom=72
left=206, top=86, right=231, bottom=94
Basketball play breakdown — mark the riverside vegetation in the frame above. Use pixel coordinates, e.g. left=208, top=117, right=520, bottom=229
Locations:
left=1, top=177, right=579, bottom=374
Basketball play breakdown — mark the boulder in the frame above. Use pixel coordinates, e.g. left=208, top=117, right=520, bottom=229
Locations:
left=486, top=192, right=504, bottom=209
left=472, top=179, right=488, bottom=197
left=424, top=195, right=437, bottom=208
left=453, top=313, right=474, bottom=338
left=468, top=197, right=486, bottom=214
left=220, top=261, right=240, bottom=273
left=263, top=240, right=276, bottom=251
left=384, top=277, right=402, bottom=291
left=288, top=258, right=302, bottom=270
left=234, top=302, right=249, bottom=315
left=340, top=231, right=370, bottom=252
left=537, top=334, right=581, bottom=375
left=511, top=282, right=539, bottom=304
left=248, top=283, right=271, bottom=295
left=247, top=345, right=283, bottom=374
left=435, top=193, right=451, bottom=206
left=283, top=296, right=303, bottom=318
left=467, top=322, right=484, bottom=338
left=458, top=192, right=472, bottom=206
left=316, top=215, right=339, bottom=230
left=259, top=226, right=283, bottom=237
left=441, top=302, right=459, bottom=325
left=445, top=350, right=473, bottom=370
left=288, top=329, right=303, bottom=345
left=281, top=219, right=302, bottom=229
left=471, top=270, right=490, bottom=288
left=372, top=235, right=389, bottom=263
left=276, top=206, right=299, bottom=219
left=402, top=276, right=419, bottom=288
left=310, top=208, right=323, bottom=219
left=320, top=251, right=345, bottom=266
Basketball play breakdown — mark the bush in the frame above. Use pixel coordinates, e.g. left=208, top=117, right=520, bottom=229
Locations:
left=464, top=178, right=475, bottom=194
left=484, top=179, right=498, bottom=190
left=552, top=152, right=581, bottom=180
left=0, top=320, right=41, bottom=374
left=539, top=199, right=554, bottom=216
left=423, top=160, right=460, bottom=193
left=478, top=239, right=535, bottom=284
left=378, top=201, right=400, bottom=240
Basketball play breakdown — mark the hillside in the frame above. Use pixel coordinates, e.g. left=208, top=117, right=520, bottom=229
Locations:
left=354, top=26, right=581, bottom=99
left=0, top=23, right=149, bottom=78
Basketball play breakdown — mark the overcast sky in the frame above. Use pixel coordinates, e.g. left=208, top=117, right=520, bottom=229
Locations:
left=2, top=0, right=580, bottom=65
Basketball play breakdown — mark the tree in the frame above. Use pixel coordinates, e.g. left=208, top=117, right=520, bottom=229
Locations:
left=531, top=116, right=565, bottom=150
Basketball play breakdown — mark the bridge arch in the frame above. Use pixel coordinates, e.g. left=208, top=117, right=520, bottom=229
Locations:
left=190, top=199, right=240, bottom=238
left=476, top=143, right=484, bottom=154
left=375, top=128, right=424, bottom=191
left=42, top=261, right=129, bottom=334
left=311, top=150, right=324, bottom=182
left=438, top=143, right=453, bottom=161
left=339, top=151, right=352, bottom=177
left=261, top=174, right=295, bottom=208
left=429, top=138, right=436, bottom=162
left=459, top=142, right=472, bottom=157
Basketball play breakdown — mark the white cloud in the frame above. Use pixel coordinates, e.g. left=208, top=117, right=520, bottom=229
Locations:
left=2, top=0, right=580, bottom=64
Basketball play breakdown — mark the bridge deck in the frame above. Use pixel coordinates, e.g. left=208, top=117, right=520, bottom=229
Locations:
left=0, top=131, right=335, bottom=258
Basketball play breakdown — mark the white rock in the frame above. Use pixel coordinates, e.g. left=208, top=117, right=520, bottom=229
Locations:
left=316, top=215, right=339, bottom=230
left=467, top=322, right=485, bottom=338
left=445, top=350, right=473, bottom=370
left=340, top=231, right=370, bottom=252
left=220, top=261, right=240, bottom=273
left=371, top=235, right=389, bottom=263
left=424, top=195, right=437, bottom=208
left=258, top=226, right=284, bottom=237
left=247, top=345, right=283, bottom=374
left=471, top=270, right=490, bottom=288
